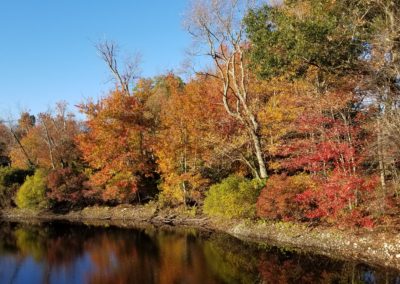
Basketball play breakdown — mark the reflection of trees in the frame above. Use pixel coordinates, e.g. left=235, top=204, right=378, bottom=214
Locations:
left=0, top=222, right=23, bottom=283
left=84, top=229, right=220, bottom=284
left=258, top=252, right=341, bottom=284
left=15, top=227, right=47, bottom=261
left=14, top=223, right=89, bottom=265
left=257, top=250, right=400, bottom=284
left=84, top=229, right=159, bottom=283
left=12, top=223, right=93, bottom=283
left=203, top=235, right=260, bottom=284
left=0, top=222, right=95, bottom=283
left=155, top=231, right=219, bottom=284
left=0, top=222, right=19, bottom=254
left=0, top=222, right=399, bottom=284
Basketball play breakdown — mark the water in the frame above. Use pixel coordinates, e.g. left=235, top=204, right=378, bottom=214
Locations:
left=0, top=221, right=399, bottom=284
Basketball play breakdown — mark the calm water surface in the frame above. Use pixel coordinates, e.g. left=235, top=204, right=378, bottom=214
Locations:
left=0, top=221, right=399, bottom=284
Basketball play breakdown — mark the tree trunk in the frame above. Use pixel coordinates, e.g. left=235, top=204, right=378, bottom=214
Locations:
left=377, top=117, right=386, bottom=213
left=251, top=130, right=267, bottom=179
left=42, top=120, right=56, bottom=169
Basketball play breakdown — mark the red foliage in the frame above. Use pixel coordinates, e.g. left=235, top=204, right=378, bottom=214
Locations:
left=47, top=168, right=93, bottom=205
left=281, top=112, right=363, bottom=175
left=266, top=90, right=378, bottom=227
left=257, top=174, right=314, bottom=221
left=295, top=173, right=378, bottom=226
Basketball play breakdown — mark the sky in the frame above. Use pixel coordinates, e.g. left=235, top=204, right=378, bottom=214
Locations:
left=0, top=0, right=202, bottom=119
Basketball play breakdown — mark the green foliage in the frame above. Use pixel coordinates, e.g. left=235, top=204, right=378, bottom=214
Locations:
left=204, top=175, right=265, bottom=219
left=245, top=0, right=366, bottom=79
left=0, top=167, right=33, bottom=208
left=16, top=169, right=48, bottom=209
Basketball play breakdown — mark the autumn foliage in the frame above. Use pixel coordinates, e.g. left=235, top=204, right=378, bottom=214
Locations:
left=204, top=175, right=264, bottom=219
left=47, top=168, right=91, bottom=206
left=154, top=75, right=236, bottom=206
left=77, top=90, right=153, bottom=203
left=256, top=88, right=379, bottom=227
left=10, top=104, right=82, bottom=170
left=15, top=169, right=48, bottom=210
left=257, top=174, right=314, bottom=221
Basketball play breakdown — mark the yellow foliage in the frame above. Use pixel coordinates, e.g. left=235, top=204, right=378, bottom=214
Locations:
left=258, top=79, right=312, bottom=156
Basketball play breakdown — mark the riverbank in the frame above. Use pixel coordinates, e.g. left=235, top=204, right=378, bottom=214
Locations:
left=1, top=204, right=400, bottom=271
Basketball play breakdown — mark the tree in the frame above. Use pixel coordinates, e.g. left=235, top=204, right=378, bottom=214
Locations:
left=155, top=74, right=209, bottom=205
left=15, top=169, right=48, bottom=210
left=9, top=104, right=82, bottom=170
left=47, top=167, right=91, bottom=207
left=185, top=0, right=268, bottom=178
left=278, top=88, right=377, bottom=226
left=0, top=122, right=13, bottom=166
left=0, top=167, right=33, bottom=208
left=96, top=41, right=141, bottom=96
left=77, top=90, right=154, bottom=203
left=357, top=0, right=400, bottom=209
left=38, top=103, right=83, bottom=169
left=84, top=41, right=158, bottom=203
left=6, top=112, right=36, bottom=168
left=204, top=175, right=264, bottom=218
left=245, top=0, right=367, bottom=84
left=10, top=126, right=47, bottom=169
left=154, top=73, right=258, bottom=206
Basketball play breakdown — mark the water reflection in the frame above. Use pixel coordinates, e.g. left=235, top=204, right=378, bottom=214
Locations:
left=0, top=221, right=399, bottom=284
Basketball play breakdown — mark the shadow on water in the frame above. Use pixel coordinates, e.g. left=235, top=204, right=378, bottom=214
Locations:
left=0, top=221, right=399, bottom=284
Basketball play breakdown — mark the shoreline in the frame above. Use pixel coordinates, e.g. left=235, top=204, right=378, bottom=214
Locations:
left=1, top=205, right=400, bottom=271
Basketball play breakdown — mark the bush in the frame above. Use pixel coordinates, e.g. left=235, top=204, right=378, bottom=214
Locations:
left=16, top=169, right=48, bottom=209
left=256, top=174, right=314, bottom=221
left=295, top=173, right=377, bottom=227
left=47, top=168, right=91, bottom=207
left=204, top=175, right=265, bottom=219
left=257, top=173, right=377, bottom=228
left=0, top=167, right=33, bottom=208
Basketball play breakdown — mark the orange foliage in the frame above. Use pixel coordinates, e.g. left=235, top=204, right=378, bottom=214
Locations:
left=10, top=106, right=81, bottom=170
left=154, top=75, right=216, bottom=205
left=77, top=90, right=153, bottom=203
left=257, top=174, right=315, bottom=221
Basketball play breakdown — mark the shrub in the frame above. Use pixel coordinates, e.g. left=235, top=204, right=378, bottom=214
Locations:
left=0, top=167, right=33, bottom=208
left=204, top=175, right=265, bottom=219
left=47, top=168, right=91, bottom=207
left=16, top=169, right=48, bottom=209
left=295, top=173, right=377, bottom=227
left=256, top=174, right=314, bottom=221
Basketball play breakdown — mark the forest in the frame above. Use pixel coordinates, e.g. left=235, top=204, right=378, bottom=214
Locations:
left=1, top=0, right=400, bottom=229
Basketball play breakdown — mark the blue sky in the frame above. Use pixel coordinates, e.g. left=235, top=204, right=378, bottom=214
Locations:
left=0, top=0, right=201, bottom=118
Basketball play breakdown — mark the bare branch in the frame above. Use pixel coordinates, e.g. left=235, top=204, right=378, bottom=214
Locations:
left=185, top=0, right=268, bottom=178
left=96, top=40, right=141, bottom=96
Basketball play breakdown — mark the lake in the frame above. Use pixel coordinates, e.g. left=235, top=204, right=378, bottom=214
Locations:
left=0, top=221, right=399, bottom=284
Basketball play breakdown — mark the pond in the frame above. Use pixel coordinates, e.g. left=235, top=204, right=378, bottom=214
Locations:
left=0, top=221, right=399, bottom=284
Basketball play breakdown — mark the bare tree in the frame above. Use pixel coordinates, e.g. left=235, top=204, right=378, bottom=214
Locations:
left=96, top=40, right=141, bottom=96
left=185, top=0, right=268, bottom=178
left=361, top=0, right=400, bottom=203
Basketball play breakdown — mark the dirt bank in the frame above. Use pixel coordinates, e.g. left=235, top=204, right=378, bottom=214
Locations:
left=1, top=205, right=400, bottom=271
